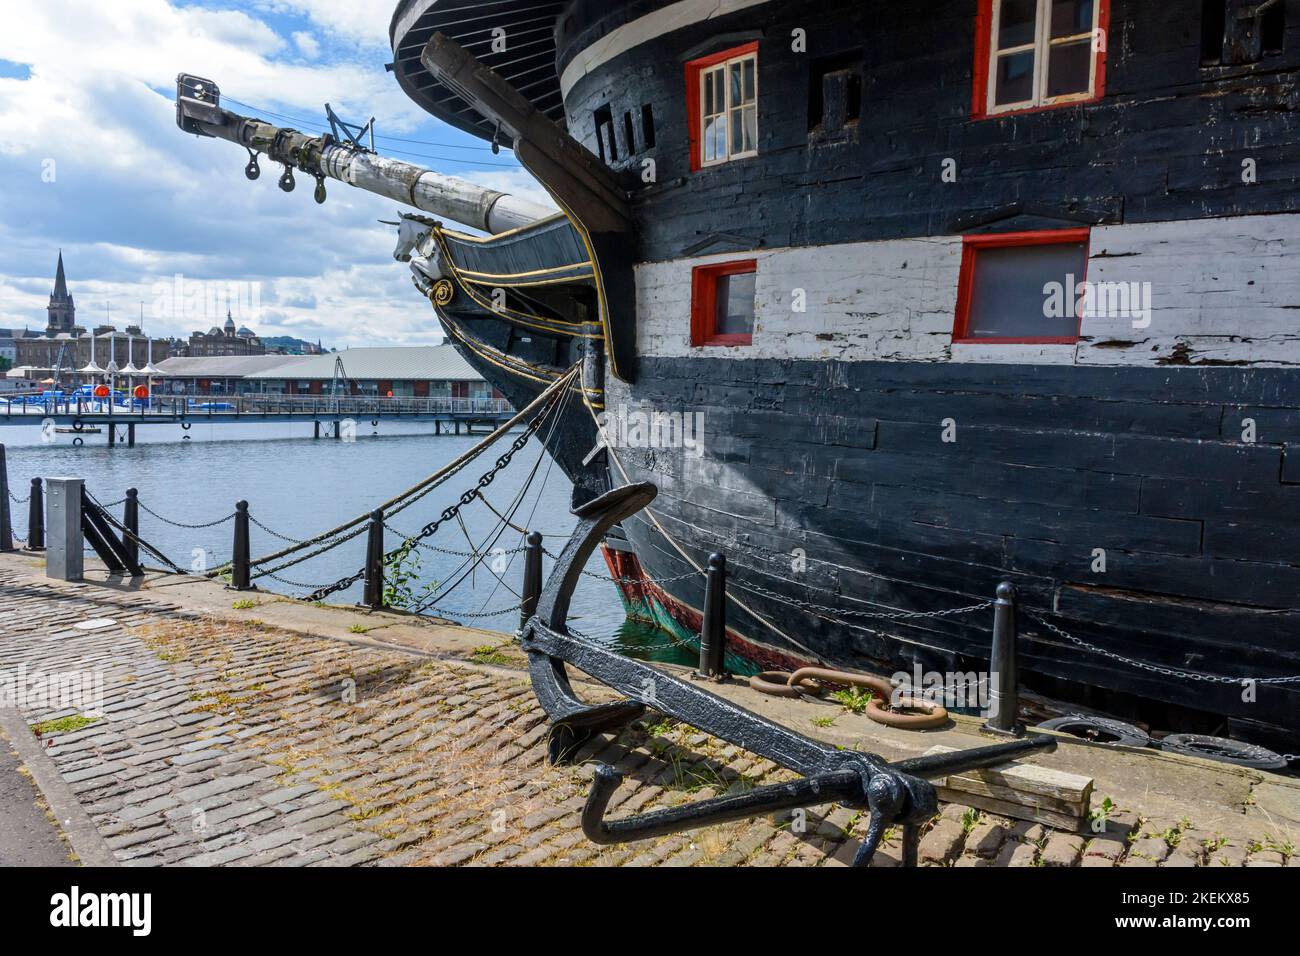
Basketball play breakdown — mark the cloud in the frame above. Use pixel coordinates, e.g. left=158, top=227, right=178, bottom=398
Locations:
left=292, top=31, right=321, bottom=59
left=0, top=0, right=553, bottom=350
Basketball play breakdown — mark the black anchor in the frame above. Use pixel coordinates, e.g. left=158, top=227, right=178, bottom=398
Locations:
left=519, top=482, right=1056, bottom=866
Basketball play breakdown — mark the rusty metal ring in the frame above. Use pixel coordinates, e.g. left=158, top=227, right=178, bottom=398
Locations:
left=749, top=671, right=810, bottom=699
left=866, top=696, right=949, bottom=729
left=787, top=667, right=894, bottom=700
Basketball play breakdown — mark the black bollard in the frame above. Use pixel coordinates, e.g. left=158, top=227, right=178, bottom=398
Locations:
left=520, top=531, right=543, bottom=633
left=981, top=582, right=1024, bottom=737
left=26, top=478, right=44, bottom=551
left=231, top=500, right=253, bottom=590
left=122, top=488, right=139, bottom=569
left=362, top=510, right=384, bottom=610
left=697, top=553, right=727, bottom=679
left=0, top=443, right=13, bottom=552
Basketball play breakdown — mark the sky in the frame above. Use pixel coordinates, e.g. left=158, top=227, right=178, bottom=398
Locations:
left=0, top=0, right=554, bottom=348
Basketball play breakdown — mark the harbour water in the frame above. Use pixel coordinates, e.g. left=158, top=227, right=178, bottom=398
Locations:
left=0, top=418, right=695, bottom=666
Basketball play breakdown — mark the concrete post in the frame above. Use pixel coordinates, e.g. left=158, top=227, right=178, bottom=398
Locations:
left=46, top=477, right=84, bottom=581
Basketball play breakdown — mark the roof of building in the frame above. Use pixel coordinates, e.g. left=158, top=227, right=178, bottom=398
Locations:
left=153, top=355, right=303, bottom=378
left=243, top=345, right=480, bottom=381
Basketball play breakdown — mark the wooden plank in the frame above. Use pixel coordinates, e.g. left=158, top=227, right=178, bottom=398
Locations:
left=924, top=745, right=1092, bottom=831
left=933, top=788, right=1086, bottom=833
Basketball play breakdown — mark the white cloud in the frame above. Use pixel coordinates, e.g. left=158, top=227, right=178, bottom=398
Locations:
left=0, top=0, right=554, bottom=350
left=259, top=0, right=395, bottom=49
left=292, top=31, right=320, bottom=59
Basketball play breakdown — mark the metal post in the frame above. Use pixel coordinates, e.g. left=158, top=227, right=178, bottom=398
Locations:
left=26, top=478, right=44, bottom=551
left=107, top=421, right=115, bottom=448
left=520, top=531, right=543, bottom=633
left=0, top=443, right=12, bottom=552
left=313, top=420, right=320, bottom=440
left=981, top=582, right=1024, bottom=737
left=697, top=553, right=727, bottom=679
left=362, top=509, right=384, bottom=610
left=122, top=488, right=139, bottom=569
left=45, top=477, right=84, bottom=581
left=231, top=500, right=253, bottom=590
left=127, top=422, right=135, bottom=447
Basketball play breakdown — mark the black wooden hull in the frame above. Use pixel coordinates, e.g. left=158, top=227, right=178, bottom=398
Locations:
left=602, top=356, right=1300, bottom=745
left=454, top=348, right=1296, bottom=747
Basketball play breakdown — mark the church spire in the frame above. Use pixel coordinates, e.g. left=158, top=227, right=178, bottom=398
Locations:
left=54, top=250, right=68, bottom=299
left=47, top=249, right=76, bottom=335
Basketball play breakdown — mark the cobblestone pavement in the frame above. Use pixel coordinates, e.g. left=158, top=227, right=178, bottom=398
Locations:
left=1, top=569, right=1295, bottom=867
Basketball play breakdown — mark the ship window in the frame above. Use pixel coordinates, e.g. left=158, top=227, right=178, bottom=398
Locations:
left=953, top=230, right=1090, bottom=343
left=974, top=0, right=1108, bottom=117
left=623, top=110, right=637, bottom=154
left=1201, top=0, right=1285, bottom=66
left=686, top=42, right=759, bottom=171
left=594, top=104, right=616, bottom=163
left=809, top=51, right=863, bottom=139
left=691, top=260, right=757, bottom=347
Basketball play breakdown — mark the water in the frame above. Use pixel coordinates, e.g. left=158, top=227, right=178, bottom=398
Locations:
left=0, top=419, right=695, bottom=666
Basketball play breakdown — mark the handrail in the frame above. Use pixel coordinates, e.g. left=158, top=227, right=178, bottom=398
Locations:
left=0, top=393, right=513, bottom=417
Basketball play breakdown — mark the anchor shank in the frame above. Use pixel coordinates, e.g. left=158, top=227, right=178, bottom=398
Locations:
left=582, top=764, right=863, bottom=845
left=524, top=620, right=837, bottom=777
left=889, top=734, right=1056, bottom=778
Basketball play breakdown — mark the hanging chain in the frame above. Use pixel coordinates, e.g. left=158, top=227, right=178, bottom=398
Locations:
left=248, top=515, right=309, bottom=544
left=1029, top=613, right=1300, bottom=685
left=302, top=388, right=561, bottom=603
left=732, top=578, right=994, bottom=622
left=137, top=500, right=235, bottom=529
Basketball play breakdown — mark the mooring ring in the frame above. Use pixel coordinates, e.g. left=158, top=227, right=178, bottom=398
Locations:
left=787, top=667, right=895, bottom=700
left=749, top=671, right=808, bottom=698
left=72, top=418, right=84, bottom=432
left=181, top=421, right=191, bottom=431
left=866, top=696, right=949, bottom=729
left=72, top=436, right=84, bottom=446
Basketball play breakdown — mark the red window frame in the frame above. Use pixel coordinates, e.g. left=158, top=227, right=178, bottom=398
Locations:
left=691, top=259, right=757, bottom=347
left=972, top=0, right=1110, bottom=119
left=685, top=41, right=759, bottom=173
left=952, top=228, right=1090, bottom=345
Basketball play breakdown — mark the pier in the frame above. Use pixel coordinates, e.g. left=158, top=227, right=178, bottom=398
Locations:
left=0, top=394, right=516, bottom=445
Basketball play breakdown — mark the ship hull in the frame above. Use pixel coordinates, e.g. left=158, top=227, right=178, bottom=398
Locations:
left=597, top=355, right=1300, bottom=746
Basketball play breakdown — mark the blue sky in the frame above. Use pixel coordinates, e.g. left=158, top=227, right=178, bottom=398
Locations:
left=0, top=0, right=552, bottom=347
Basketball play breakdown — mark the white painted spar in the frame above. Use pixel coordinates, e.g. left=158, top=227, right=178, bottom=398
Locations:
left=559, top=0, right=776, bottom=99
left=320, top=146, right=554, bottom=234
left=633, top=213, right=1300, bottom=367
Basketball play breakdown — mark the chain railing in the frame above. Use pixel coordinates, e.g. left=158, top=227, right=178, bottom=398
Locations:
left=1028, top=612, right=1300, bottom=686
left=299, top=384, right=563, bottom=603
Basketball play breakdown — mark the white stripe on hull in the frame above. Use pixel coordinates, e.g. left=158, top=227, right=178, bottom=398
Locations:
left=633, top=213, right=1300, bottom=368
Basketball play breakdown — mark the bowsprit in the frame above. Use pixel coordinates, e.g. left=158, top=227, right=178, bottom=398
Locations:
left=519, top=482, right=1057, bottom=867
